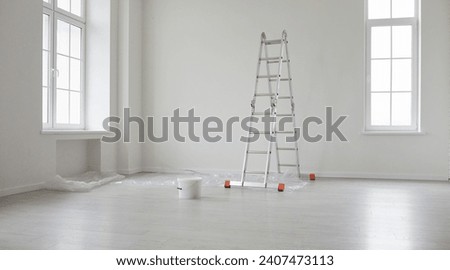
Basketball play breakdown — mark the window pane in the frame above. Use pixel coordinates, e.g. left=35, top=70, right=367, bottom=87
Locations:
left=392, top=0, right=415, bottom=18
left=57, top=20, right=70, bottom=55
left=371, top=93, right=391, bottom=126
left=43, top=87, right=48, bottom=123
left=70, top=25, right=81, bottom=59
left=56, top=90, right=70, bottom=124
left=393, top=26, right=412, bottom=58
left=371, top=60, right=391, bottom=92
left=392, top=59, right=412, bottom=91
left=43, top=14, right=49, bottom=50
left=70, top=92, right=81, bottom=124
left=57, top=55, right=70, bottom=89
left=368, top=0, right=391, bottom=19
left=71, top=0, right=82, bottom=17
left=43, top=51, right=49, bottom=87
left=58, top=0, right=71, bottom=13
left=392, top=93, right=412, bottom=125
left=70, top=59, right=81, bottom=91
left=371, top=26, right=391, bottom=59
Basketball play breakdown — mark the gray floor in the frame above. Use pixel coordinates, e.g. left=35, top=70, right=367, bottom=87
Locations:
left=1, top=173, right=450, bottom=250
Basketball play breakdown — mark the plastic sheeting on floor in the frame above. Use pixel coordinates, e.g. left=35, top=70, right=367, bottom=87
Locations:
left=44, top=171, right=125, bottom=192
left=116, top=170, right=308, bottom=192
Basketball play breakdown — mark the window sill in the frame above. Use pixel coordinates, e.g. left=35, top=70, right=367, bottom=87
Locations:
left=362, top=130, right=426, bottom=136
left=41, top=130, right=111, bottom=140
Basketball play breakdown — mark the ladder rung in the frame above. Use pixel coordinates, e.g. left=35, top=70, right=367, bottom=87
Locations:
left=260, top=57, right=281, bottom=61
left=264, top=39, right=282, bottom=45
left=277, top=147, right=297, bottom=151
left=229, top=181, right=243, bottom=187
left=253, top=112, right=271, bottom=116
left=229, top=181, right=266, bottom=188
left=243, top=182, right=267, bottom=188
left=279, top=164, right=299, bottom=167
left=255, top=93, right=275, bottom=97
left=245, top=171, right=267, bottom=175
left=278, top=96, right=293, bottom=99
left=247, top=150, right=268, bottom=154
left=258, top=75, right=278, bottom=79
left=276, top=114, right=294, bottom=117
left=268, top=60, right=290, bottom=64
left=269, top=78, right=292, bottom=82
left=277, top=131, right=295, bottom=134
left=259, top=57, right=289, bottom=64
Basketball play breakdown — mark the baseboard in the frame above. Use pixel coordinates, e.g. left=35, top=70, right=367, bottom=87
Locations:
left=100, top=170, right=119, bottom=174
left=143, top=167, right=205, bottom=174
left=0, top=182, right=45, bottom=198
left=315, top=171, right=447, bottom=181
left=117, top=168, right=143, bottom=175
left=142, top=167, right=448, bottom=181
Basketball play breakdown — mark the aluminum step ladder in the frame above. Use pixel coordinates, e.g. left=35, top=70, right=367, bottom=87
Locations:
left=227, top=30, right=301, bottom=191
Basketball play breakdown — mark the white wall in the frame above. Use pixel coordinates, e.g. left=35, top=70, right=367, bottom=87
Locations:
left=116, top=0, right=143, bottom=174
left=141, top=0, right=450, bottom=180
left=0, top=0, right=56, bottom=196
left=56, top=140, right=89, bottom=177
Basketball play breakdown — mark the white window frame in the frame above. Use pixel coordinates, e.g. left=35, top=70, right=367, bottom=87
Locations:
left=364, top=0, right=420, bottom=132
left=43, top=0, right=86, bottom=130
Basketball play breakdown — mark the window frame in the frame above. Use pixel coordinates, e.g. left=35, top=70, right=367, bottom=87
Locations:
left=42, top=9, right=53, bottom=129
left=364, top=0, right=420, bottom=132
left=43, top=0, right=86, bottom=130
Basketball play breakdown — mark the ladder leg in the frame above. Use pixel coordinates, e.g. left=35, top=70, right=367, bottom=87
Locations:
left=263, top=108, right=275, bottom=188
left=284, top=36, right=301, bottom=179
left=274, top=134, right=281, bottom=174
left=262, top=38, right=275, bottom=186
left=263, top=38, right=274, bottom=97
left=272, top=32, right=286, bottom=176
left=241, top=36, right=265, bottom=186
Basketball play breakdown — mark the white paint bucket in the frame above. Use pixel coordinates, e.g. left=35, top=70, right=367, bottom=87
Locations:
left=177, top=177, right=202, bottom=199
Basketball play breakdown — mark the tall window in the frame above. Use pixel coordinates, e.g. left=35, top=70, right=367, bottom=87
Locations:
left=365, top=0, right=420, bottom=131
left=43, top=0, right=85, bottom=129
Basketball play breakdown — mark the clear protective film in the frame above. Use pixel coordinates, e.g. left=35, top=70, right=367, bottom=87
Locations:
left=117, top=169, right=308, bottom=192
left=44, top=171, right=125, bottom=192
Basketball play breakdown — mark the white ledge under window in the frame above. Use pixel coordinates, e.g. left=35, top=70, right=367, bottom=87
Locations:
left=41, top=130, right=111, bottom=140
left=362, top=130, right=426, bottom=136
